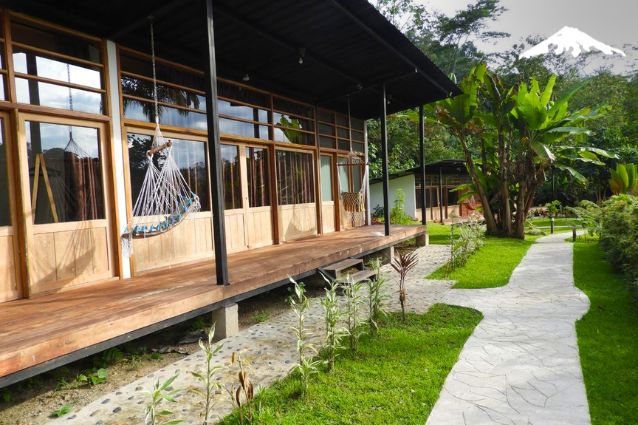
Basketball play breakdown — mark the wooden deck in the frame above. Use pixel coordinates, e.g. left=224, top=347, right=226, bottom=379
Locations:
left=0, top=224, right=424, bottom=386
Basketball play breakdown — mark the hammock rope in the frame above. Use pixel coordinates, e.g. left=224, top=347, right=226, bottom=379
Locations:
left=124, top=20, right=201, bottom=243
left=337, top=150, right=368, bottom=227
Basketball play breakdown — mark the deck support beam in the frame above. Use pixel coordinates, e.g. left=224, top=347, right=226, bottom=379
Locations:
left=419, top=105, right=427, bottom=226
left=203, top=0, right=229, bottom=285
left=439, top=166, right=444, bottom=224
left=380, top=83, right=390, bottom=236
left=212, top=303, right=239, bottom=339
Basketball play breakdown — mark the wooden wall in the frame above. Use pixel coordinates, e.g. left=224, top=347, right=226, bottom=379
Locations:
left=0, top=230, right=19, bottom=302
left=278, top=203, right=317, bottom=242
left=321, top=202, right=335, bottom=234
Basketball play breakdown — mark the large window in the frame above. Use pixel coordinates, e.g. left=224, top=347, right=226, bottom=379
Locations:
left=221, top=144, right=242, bottom=210
left=337, top=157, right=349, bottom=193
left=0, top=119, right=9, bottom=226
left=277, top=150, right=315, bottom=205
left=12, top=18, right=104, bottom=114
left=27, top=121, right=105, bottom=224
left=127, top=133, right=210, bottom=213
left=246, top=147, right=270, bottom=208
left=120, top=50, right=207, bottom=130
left=273, top=97, right=315, bottom=146
left=218, top=81, right=270, bottom=140
left=320, top=155, right=333, bottom=202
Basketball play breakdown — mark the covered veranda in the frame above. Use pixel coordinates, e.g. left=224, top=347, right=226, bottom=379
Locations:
left=0, top=0, right=458, bottom=386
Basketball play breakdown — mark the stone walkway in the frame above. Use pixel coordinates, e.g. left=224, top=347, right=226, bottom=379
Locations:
left=426, top=233, right=591, bottom=425
left=50, top=245, right=451, bottom=425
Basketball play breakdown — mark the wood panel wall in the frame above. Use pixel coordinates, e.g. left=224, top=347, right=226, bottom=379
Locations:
left=278, top=203, right=317, bottom=242
left=321, top=202, right=335, bottom=234
left=0, top=231, right=19, bottom=302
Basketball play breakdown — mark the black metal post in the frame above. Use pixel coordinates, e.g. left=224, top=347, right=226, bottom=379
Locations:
left=380, top=83, right=390, bottom=236
left=438, top=166, right=444, bottom=224
left=203, top=0, right=229, bottom=285
left=419, top=105, right=426, bottom=225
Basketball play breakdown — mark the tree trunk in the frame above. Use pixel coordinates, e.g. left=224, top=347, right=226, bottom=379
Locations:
left=497, top=132, right=512, bottom=235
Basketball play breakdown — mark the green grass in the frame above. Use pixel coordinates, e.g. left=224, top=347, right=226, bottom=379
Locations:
left=428, top=235, right=540, bottom=288
left=427, top=223, right=452, bottom=245
left=219, top=305, right=482, bottom=425
left=573, top=241, right=638, bottom=424
left=528, top=217, right=581, bottom=229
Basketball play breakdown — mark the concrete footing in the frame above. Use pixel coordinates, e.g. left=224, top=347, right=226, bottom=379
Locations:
left=416, top=233, right=429, bottom=247
left=212, top=303, right=239, bottom=339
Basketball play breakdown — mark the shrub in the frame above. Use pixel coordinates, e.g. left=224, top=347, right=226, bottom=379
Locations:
left=447, top=217, right=484, bottom=275
left=600, top=195, right=638, bottom=281
left=390, top=189, right=415, bottom=225
left=567, top=200, right=602, bottom=238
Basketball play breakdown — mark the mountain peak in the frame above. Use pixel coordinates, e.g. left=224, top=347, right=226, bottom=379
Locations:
left=520, top=26, right=625, bottom=59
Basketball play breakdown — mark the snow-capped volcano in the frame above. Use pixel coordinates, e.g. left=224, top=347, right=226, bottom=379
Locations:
left=520, top=26, right=626, bottom=59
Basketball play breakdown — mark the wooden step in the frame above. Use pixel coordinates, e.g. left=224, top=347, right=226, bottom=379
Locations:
left=320, top=258, right=364, bottom=279
left=345, top=268, right=377, bottom=283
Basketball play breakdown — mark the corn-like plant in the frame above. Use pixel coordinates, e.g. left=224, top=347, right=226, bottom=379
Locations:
left=226, top=352, right=254, bottom=425
left=144, top=374, right=182, bottom=425
left=190, top=324, right=223, bottom=425
left=366, top=258, right=388, bottom=333
left=391, top=250, right=419, bottom=322
left=320, top=278, right=347, bottom=371
left=343, top=276, right=365, bottom=351
left=288, top=278, right=322, bottom=395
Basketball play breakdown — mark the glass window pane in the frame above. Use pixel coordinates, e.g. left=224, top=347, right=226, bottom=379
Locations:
left=276, top=150, right=315, bottom=205
left=16, top=77, right=103, bottom=114
left=273, top=127, right=314, bottom=145
left=337, top=127, right=349, bottom=139
left=337, top=157, right=349, bottom=193
left=352, top=165, right=362, bottom=192
left=26, top=121, right=104, bottom=224
left=13, top=50, right=102, bottom=89
left=351, top=117, right=365, bottom=132
left=122, top=76, right=205, bottom=111
left=11, top=19, right=102, bottom=64
left=273, top=97, right=313, bottom=118
left=219, top=118, right=268, bottom=139
left=319, top=135, right=335, bottom=149
left=0, top=119, right=10, bottom=226
left=352, top=142, right=365, bottom=153
left=318, top=123, right=334, bottom=136
left=219, top=99, right=268, bottom=123
left=246, top=147, right=270, bottom=208
left=317, top=109, right=334, bottom=123
left=352, top=130, right=364, bottom=142
left=218, top=81, right=268, bottom=107
left=274, top=113, right=314, bottom=132
left=123, top=98, right=207, bottom=130
left=120, top=52, right=204, bottom=91
left=221, top=144, right=242, bottom=210
left=320, top=155, right=333, bottom=202
left=335, top=114, right=348, bottom=126
left=338, top=139, right=350, bottom=151
left=127, top=133, right=210, bottom=214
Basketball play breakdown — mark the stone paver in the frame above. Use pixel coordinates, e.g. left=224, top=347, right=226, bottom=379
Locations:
left=51, top=244, right=451, bottom=425
left=426, top=233, right=591, bottom=425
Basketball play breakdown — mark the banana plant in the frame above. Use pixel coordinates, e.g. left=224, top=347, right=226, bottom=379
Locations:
left=609, top=163, right=638, bottom=194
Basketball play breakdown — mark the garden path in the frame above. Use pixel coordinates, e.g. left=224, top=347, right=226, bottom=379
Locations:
left=48, top=245, right=451, bottom=425
left=427, top=233, right=591, bottom=425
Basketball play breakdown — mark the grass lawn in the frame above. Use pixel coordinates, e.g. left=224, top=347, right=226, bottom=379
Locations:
left=219, top=305, right=482, bottom=425
left=573, top=241, right=638, bottom=424
left=528, top=217, right=582, bottom=230
left=427, top=223, right=452, bottom=245
left=428, top=235, right=540, bottom=288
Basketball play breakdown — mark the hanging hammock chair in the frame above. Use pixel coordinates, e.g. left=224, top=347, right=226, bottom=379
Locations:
left=125, top=21, right=201, bottom=240
left=338, top=150, right=369, bottom=228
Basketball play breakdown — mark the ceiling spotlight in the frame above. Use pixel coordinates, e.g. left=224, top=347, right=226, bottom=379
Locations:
left=298, top=48, right=306, bottom=65
left=242, top=73, right=250, bottom=82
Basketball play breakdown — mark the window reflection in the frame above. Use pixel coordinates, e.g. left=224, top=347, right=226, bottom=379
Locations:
left=127, top=133, right=210, bottom=214
left=123, top=99, right=207, bottom=130
left=121, top=76, right=205, bottom=111
left=277, top=150, right=315, bottom=205
left=26, top=122, right=104, bottom=224
left=13, top=50, right=102, bottom=88
left=16, top=78, right=103, bottom=114
left=246, top=147, right=270, bottom=208
left=219, top=118, right=268, bottom=139
left=221, top=144, right=242, bottom=210
left=337, top=157, right=349, bottom=193
left=320, top=155, right=333, bottom=202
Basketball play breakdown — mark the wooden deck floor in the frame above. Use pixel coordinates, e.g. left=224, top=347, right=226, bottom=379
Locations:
left=0, top=224, right=424, bottom=386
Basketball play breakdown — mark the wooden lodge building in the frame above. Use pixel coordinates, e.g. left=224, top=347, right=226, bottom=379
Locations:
left=0, top=0, right=458, bottom=386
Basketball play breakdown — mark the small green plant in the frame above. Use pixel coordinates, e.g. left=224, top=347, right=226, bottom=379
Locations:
left=288, top=278, right=322, bottom=395
left=447, top=217, right=484, bottom=274
left=226, top=352, right=255, bottom=425
left=609, top=163, right=638, bottom=195
left=545, top=200, right=562, bottom=217
left=320, top=277, right=347, bottom=371
left=49, top=403, right=72, bottom=418
left=1, top=388, right=11, bottom=403
left=390, top=189, right=415, bottom=225
left=366, top=258, right=388, bottom=333
left=77, top=368, right=108, bottom=386
left=567, top=200, right=602, bottom=238
left=252, top=311, right=269, bottom=323
left=144, top=374, right=182, bottom=425
left=391, top=250, right=419, bottom=322
left=190, top=323, right=223, bottom=425
left=190, top=316, right=208, bottom=331
left=343, top=276, right=365, bottom=351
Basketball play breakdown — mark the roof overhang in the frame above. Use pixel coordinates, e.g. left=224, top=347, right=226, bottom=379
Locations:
left=3, top=0, right=460, bottom=119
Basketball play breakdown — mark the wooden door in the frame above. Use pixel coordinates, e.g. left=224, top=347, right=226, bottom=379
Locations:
left=16, top=115, right=115, bottom=295
left=223, top=143, right=273, bottom=252
left=320, top=154, right=335, bottom=233
left=0, top=113, right=22, bottom=302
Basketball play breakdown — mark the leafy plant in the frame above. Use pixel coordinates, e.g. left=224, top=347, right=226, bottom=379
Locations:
left=226, top=352, right=255, bottom=425
left=609, top=163, right=638, bottom=194
left=391, top=250, right=419, bottom=322
left=599, top=195, right=638, bottom=281
left=447, top=217, right=485, bottom=274
left=366, top=258, right=389, bottom=333
left=567, top=200, right=602, bottom=238
left=252, top=311, right=269, bottom=323
left=190, top=324, right=223, bottom=425
left=1, top=388, right=10, bottom=403
left=49, top=404, right=72, bottom=418
left=390, top=189, right=415, bottom=224
left=144, top=374, right=182, bottom=425
left=343, top=276, right=366, bottom=350
left=288, top=278, right=322, bottom=395
left=545, top=200, right=562, bottom=217
left=320, top=278, right=347, bottom=371
left=77, top=368, right=108, bottom=386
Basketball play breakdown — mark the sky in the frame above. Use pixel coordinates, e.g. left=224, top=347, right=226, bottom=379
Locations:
left=419, top=0, right=638, bottom=74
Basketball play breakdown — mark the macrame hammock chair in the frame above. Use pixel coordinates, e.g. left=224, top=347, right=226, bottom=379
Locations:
left=125, top=21, right=200, bottom=241
left=337, top=150, right=369, bottom=228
